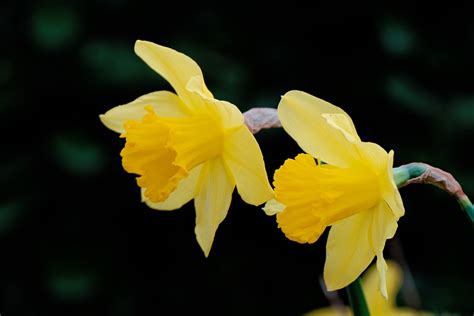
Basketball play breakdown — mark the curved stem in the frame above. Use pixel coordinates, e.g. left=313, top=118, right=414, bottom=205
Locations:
left=243, top=107, right=281, bottom=134
left=393, top=163, right=474, bottom=225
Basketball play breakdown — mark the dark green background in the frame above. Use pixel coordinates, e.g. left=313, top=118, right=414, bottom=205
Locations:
left=2, top=2, right=473, bottom=315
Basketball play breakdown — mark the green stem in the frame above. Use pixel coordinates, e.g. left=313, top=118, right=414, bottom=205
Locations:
left=393, top=163, right=474, bottom=226
left=346, top=278, right=370, bottom=316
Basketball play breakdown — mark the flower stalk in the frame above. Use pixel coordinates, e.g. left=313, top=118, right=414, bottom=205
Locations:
left=393, top=163, right=474, bottom=225
left=346, top=278, right=370, bottom=316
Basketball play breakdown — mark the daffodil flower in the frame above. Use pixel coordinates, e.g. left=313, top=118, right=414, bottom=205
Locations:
left=266, top=90, right=405, bottom=297
left=305, top=260, right=431, bottom=316
left=100, top=41, right=273, bottom=256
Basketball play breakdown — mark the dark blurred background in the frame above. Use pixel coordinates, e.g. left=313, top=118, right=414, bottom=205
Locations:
left=1, top=2, right=473, bottom=315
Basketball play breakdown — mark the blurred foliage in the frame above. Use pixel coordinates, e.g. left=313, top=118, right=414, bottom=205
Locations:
left=379, top=20, right=416, bottom=56
left=1, top=2, right=473, bottom=315
left=385, top=76, right=440, bottom=114
left=81, top=41, right=158, bottom=85
left=52, top=132, right=105, bottom=175
left=0, top=200, right=26, bottom=234
left=31, top=5, right=80, bottom=51
left=47, top=266, right=98, bottom=301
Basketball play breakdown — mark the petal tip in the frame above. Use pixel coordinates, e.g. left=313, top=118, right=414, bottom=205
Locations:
left=99, top=112, right=120, bottom=133
left=134, top=40, right=158, bottom=56
left=262, top=199, right=285, bottom=216
left=134, top=39, right=148, bottom=48
left=197, top=236, right=212, bottom=258
left=322, top=277, right=342, bottom=292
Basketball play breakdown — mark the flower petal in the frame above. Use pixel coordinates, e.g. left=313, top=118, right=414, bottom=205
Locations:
left=194, top=158, right=235, bottom=257
left=142, top=164, right=203, bottom=211
left=383, top=150, right=405, bottom=219
left=324, top=210, right=375, bottom=291
left=354, top=141, right=389, bottom=173
left=278, top=90, right=360, bottom=167
left=362, top=260, right=403, bottom=314
left=262, top=199, right=285, bottom=216
left=369, top=201, right=398, bottom=299
left=186, top=76, right=244, bottom=129
left=356, top=146, right=404, bottom=219
left=99, top=91, right=189, bottom=133
left=223, top=125, right=273, bottom=206
left=134, top=41, right=213, bottom=105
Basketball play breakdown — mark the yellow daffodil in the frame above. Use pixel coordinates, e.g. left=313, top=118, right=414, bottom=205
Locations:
left=100, top=41, right=273, bottom=256
left=266, top=90, right=405, bottom=297
left=306, top=260, right=431, bottom=316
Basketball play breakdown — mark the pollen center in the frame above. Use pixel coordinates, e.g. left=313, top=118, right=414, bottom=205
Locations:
left=120, top=106, right=224, bottom=203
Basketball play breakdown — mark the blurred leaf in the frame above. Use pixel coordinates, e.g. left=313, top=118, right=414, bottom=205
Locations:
left=0, top=200, right=25, bottom=233
left=449, top=96, right=474, bottom=128
left=386, top=76, right=440, bottom=114
left=380, top=21, right=416, bottom=56
left=47, top=269, right=98, bottom=301
left=81, top=41, right=158, bottom=85
left=32, top=6, right=80, bottom=51
left=53, top=132, right=105, bottom=175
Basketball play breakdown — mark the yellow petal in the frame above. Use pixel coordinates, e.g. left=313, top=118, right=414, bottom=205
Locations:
left=369, top=201, right=399, bottom=299
left=382, top=150, right=405, bottom=219
left=194, top=158, right=235, bottom=257
left=278, top=90, right=360, bottom=167
left=322, top=112, right=360, bottom=143
left=324, top=210, right=375, bottom=291
left=186, top=76, right=244, bottom=129
left=354, top=141, right=389, bottom=173
left=262, top=199, right=285, bottom=216
left=362, top=260, right=403, bottom=315
left=356, top=146, right=404, bottom=219
left=99, top=91, right=189, bottom=133
left=142, top=164, right=203, bottom=211
left=134, top=41, right=213, bottom=105
left=223, top=125, right=273, bottom=206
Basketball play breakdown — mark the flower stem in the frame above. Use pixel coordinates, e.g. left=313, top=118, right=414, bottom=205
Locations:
left=393, top=162, right=474, bottom=226
left=243, top=107, right=281, bottom=134
left=346, top=278, right=370, bottom=316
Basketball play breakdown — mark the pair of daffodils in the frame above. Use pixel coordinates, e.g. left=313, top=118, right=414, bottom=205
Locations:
left=100, top=41, right=405, bottom=297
